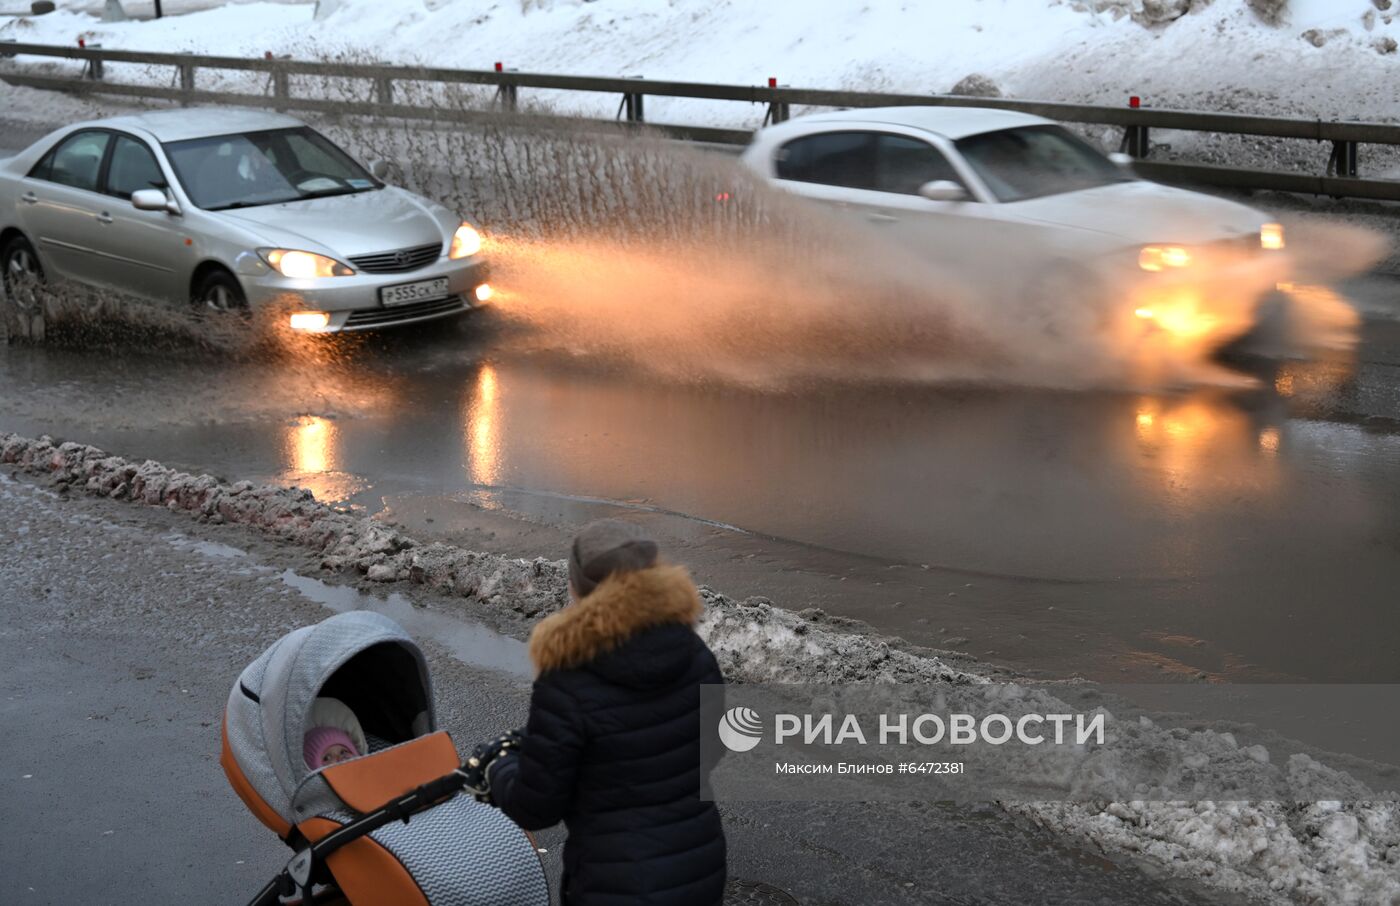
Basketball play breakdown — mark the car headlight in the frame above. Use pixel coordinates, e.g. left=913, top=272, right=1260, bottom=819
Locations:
left=259, top=248, right=354, bottom=278
left=1138, top=245, right=1192, bottom=272
left=1261, top=223, right=1285, bottom=251
left=450, top=222, right=482, bottom=260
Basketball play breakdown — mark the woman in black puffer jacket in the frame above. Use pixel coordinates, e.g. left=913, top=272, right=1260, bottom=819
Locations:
left=484, top=519, right=727, bottom=906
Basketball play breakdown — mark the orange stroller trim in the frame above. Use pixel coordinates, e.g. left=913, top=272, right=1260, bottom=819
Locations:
left=222, top=610, right=548, bottom=906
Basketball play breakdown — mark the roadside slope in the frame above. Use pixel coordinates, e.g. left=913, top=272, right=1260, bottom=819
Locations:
left=5, top=0, right=1400, bottom=124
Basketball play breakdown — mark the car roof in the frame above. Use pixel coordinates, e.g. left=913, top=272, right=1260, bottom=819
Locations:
left=70, top=107, right=308, bottom=143
left=792, top=106, right=1054, bottom=140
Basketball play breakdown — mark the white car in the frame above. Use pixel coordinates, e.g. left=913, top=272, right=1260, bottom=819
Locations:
left=0, top=108, right=491, bottom=337
left=741, top=107, right=1289, bottom=345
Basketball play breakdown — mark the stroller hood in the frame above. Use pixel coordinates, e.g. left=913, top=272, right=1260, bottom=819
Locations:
left=223, top=610, right=435, bottom=833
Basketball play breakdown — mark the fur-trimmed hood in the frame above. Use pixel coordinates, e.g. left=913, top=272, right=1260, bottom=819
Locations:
left=529, top=564, right=703, bottom=675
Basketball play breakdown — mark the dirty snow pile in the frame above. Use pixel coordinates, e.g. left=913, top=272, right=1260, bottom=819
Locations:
left=3, top=430, right=1399, bottom=904
left=4, top=0, right=1400, bottom=125
left=0, top=432, right=970, bottom=683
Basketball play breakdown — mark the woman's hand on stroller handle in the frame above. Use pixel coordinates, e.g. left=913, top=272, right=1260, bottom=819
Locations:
left=457, top=729, right=524, bottom=805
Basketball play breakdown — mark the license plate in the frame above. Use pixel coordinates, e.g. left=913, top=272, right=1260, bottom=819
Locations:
left=380, top=277, right=450, bottom=306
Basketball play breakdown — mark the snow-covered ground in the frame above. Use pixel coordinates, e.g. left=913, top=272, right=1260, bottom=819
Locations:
left=4, top=0, right=1400, bottom=127
left=7, top=0, right=1400, bottom=188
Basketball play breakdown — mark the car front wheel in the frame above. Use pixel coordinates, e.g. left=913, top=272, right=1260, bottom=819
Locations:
left=192, top=269, right=248, bottom=317
left=1, top=235, right=48, bottom=342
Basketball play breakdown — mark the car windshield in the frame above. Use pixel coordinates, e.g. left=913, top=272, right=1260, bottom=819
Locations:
left=163, top=126, right=380, bottom=211
left=954, top=125, right=1131, bottom=203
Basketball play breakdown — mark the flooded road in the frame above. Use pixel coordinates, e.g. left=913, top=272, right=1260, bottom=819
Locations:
left=3, top=277, right=1399, bottom=685
left=2, top=275, right=1400, bottom=688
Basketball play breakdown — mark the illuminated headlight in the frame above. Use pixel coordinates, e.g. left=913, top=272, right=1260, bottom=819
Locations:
left=450, top=222, right=482, bottom=259
left=289, top=311, right=331, bottom=331
left=1138, top=245, right=1192, bottom=272
left=1261, top=223, right=1285, bottom=251
left=259, top=249, right=354, bottom=278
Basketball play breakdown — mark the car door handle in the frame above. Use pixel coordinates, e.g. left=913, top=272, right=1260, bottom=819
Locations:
left=96, top=212, right=114, bottom=225
left=866, top=212, right=899, bottom=224
left=20, top=192, right=38, bottom=205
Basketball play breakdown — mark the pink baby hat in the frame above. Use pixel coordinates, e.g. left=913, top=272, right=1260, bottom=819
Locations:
left=304, top=726, right=359, bottom=769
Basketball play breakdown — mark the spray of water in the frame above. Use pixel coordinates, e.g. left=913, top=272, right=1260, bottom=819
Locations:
left=330, top=108, right=1385, bottom=390
left=2, top=72, right=1383, bottom=396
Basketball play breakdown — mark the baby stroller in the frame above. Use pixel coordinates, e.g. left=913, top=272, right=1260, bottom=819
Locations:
left=221, top=610, right=550, bottom=906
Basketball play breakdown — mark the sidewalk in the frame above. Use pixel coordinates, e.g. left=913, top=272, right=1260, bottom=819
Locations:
left=0, top=469, right=1228, bottom=905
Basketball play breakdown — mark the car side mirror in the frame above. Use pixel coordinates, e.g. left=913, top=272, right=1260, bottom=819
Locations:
left=918, top=180, right=967, bottom=202
left=1108, top=152, right=1135, bottom=171
left=132, top=188, right=180, bottom=215
left=369, top=159, right=402, bottom=183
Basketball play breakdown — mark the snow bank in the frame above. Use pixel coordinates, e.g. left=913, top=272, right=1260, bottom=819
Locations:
left=6, top=0, right=1400, bottom=125
left=3, top=429, right=1398, bottom=903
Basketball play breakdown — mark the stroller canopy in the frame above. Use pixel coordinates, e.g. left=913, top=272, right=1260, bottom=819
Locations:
left=223, top=611, right=550, bottom=906
left=224, top=610, right=435, bottom=831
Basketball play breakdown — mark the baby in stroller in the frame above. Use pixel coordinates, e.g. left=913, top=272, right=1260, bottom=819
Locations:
left=222, top=610, right=549, bottom=906
left=303, top=698, right=366, bottom=768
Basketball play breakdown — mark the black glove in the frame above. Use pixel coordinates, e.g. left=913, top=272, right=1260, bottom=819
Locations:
left=458, top=729, right=524, bottom=805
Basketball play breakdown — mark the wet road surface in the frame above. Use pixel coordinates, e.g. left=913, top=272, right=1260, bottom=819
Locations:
left=0, top=471, right=1229, bottom=906
left=2, top=277, right=1399, bottom=685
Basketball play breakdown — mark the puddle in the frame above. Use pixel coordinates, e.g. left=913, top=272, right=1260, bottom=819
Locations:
left=162, top=533, right=251, bottom=560
left=279, top=569, right=532, bottom=679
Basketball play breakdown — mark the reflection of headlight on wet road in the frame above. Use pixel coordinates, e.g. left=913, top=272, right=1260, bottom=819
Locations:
left=288, top=415, right=338, bottom=475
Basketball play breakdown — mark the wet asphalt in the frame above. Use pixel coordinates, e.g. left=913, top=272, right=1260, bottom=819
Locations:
left=2, top=284, right=1399, bottom=686
left=0, top=471, right=1233, bottom=906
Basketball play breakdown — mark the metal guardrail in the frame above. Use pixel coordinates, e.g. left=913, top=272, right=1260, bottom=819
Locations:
left=3, top=40, right=1400, bottom=201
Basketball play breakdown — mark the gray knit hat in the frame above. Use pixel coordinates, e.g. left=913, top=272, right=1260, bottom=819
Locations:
left=567, top=519, right=659, bottom=598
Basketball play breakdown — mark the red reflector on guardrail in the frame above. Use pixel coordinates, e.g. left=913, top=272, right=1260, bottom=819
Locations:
left=1129, top=96, right=1141, bottom=108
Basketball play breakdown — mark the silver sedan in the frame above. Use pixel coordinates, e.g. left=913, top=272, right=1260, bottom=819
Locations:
left=0, top=108, right=491, bottom=336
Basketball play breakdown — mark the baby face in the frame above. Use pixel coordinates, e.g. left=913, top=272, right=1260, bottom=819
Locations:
left=319, top=743, right=356, bottom=766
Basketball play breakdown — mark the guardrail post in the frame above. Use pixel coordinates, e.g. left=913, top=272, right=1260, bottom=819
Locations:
left=492, top=62, right=518, bottom=112
left=762, top=78, right=790, bottom=125
left=82, top=43, right=104, bottom=81
left=177, top=53, right=195, bottom=105
left=1120, top=95, right=1150, bottom=158
left=1121, top=124, right=1150, bottom=158
left=273, top=69, right=289, bottom=109
left=498, top=82, right=517, bottom=111
left=375, top=77, right=393, bottom=105
left=1328, top=140, right=1359, bottom=178
left=265, top=56, right=290, bottom=111
left=617, top=75, right=644, bottom=123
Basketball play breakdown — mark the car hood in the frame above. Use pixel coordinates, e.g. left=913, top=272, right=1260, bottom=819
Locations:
left=216, top=187, right=456, bottom=258
left=1012, top=180, right=1267, bottom=246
